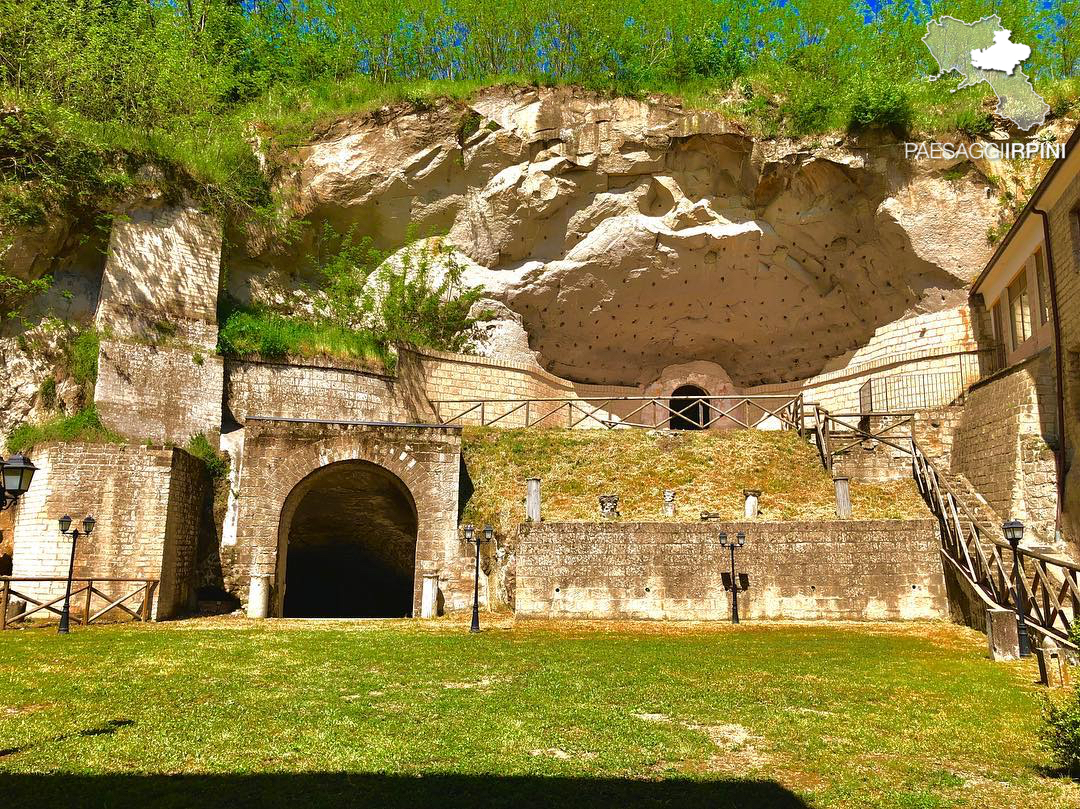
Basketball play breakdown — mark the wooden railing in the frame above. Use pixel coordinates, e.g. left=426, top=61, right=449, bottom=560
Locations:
left=433, top=394, right=805, bottom=432
left=804, top=405, right=915, bottom=475
left=0, top=577, right=158, bottom=629
left=804, top=403, right=1078, bottom=650
left=911, top=443, right=1079, bottom=650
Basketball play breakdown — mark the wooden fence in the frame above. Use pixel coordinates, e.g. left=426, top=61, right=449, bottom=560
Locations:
left=0, top=577, right=158, bottom=629
left=432, top=394, right=804, bottom=432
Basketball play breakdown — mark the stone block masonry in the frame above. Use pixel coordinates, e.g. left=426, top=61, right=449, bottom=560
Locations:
left=95, top=203, right=222, bottom=349
left=230, top=421, right=467, bottom=616
left=516, top=520, right=946, bottom=621
left=96, top=339, right=224, bottom=445
left=950, top=350, right=1058, bottom=545
left=92, top=201, right=226, bottom=446
left=9, top=442, right=209, bottom=618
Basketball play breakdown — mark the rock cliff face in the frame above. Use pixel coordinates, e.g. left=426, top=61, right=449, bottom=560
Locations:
left=260, top=85, right=1003, bottom=388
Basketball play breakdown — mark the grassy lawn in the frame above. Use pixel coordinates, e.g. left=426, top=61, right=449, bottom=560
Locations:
left=0, top=619, right=1075, bottom=809
left=462, top=428, right=927, bottom=535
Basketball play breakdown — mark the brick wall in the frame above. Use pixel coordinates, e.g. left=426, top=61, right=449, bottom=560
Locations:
left=950, top=350, right=1058, bottom=544
left=1046, top=168, right=1080, bottom=553
left=95, top=339, right=224, bottom=445
left=96, top=204, right=222, bottom=349
left=516, top=520, right=946, bottom=621
left=9, top=443, right=209, bottom=618
left=225, top=356, right=429, bottom=423
left=92, top=202, right=225, bottom=446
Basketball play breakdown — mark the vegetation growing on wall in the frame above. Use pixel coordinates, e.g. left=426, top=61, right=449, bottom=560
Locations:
left=217, top=231, right=488, bottom=365
left=1, top=0, right=1078, bottom=238
left=5, top=404, right=124, bottom=453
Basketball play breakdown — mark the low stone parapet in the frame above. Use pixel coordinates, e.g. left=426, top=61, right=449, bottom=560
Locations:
left=515, top=519, right=946, bottom=621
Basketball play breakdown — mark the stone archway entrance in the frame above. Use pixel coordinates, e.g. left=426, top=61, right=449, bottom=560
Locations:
left=232, top=420, right=471, bottom=618
left=670, top=384, right=710, bottom=430
left=278, top=460, right=418, bottom=618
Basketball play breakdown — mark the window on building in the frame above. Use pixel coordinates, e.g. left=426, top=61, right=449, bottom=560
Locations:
left=1035, top=247, right=1051, bottom=325
left=1008, top=269, right=1031, bottom=349
left=991, top=298, right=1004, bottom=346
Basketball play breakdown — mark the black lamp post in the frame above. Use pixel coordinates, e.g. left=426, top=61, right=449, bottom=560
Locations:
left=463, top=524, right=493, bottom=633
left=720, top=530, right=746, bottom=624
left=57, top=514, right=96, bottom=635
left=0, top=453, right=37, bottom=511
left=1002, top=519, right=1031, bottom=657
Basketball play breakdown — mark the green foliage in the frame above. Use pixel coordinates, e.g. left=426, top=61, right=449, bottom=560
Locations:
left=216, top=307, right=392, bottom=369
left=0, top=272, right=51, bottom=319
left=1044, top=685, right=1080, bottom=775
left=0, top=0, right=1073, bottom=242
left=847, top=81, right=913, bottom=134
left=186, top=433, right=229, bottom=482
left=37, top=375, right=56, bottom=410
left=5, top=405, right=123, bottom=453
left=370, top=241, right=489, bottom=354
left=69, top=328, right=100, bottom=388
left=952, top=107, right=995, bottom=138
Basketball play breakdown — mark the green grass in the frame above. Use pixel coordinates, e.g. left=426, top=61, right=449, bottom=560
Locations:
left=462, top=427, right=927, bottom=535
left=0, top=620, right=1074, bottom=808
left=5, top=405, right=124, bottom=453
left=216, top=308, right=393, bottom=370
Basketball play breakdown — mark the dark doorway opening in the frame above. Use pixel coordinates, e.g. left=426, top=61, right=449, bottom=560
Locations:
left=669, top=385, right=710, bottom=430
left=280, top=461, right=418, bottom=618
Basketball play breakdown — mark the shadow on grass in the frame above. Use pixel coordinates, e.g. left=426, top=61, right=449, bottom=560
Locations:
left=1, top=772, right=811, bottom=808
left=0, top=719, right=134, bottom=758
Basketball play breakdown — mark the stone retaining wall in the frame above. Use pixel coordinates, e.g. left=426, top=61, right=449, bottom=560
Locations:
left=516, top=519, right=946, bottom=621
left=950, top=350, right=1058, bottom=544
left=9, top=442, right=209, bottom=618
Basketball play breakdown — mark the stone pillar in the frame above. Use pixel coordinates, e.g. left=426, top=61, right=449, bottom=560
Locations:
left=743, top=489, right=761, bottom=519
left=526, top=478, right=541, bottom=523
left=247, top=574, right=270, bottom=619
left=1036, top=636, right=1068, bottom=687
left=599, top=495, right=620, bottom=518
left=663, top=489, right=676, bottom=517
left=833, top=476, right=851, bottom=518
left=421, top=572, right=440, bottom=619
left=986, top=606, right=1020, bottom=661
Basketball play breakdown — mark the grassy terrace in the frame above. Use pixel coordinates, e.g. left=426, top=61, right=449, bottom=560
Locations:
left=0, top=619, right=1076, bottom=808
left=461, top=427, right=926, bottom=534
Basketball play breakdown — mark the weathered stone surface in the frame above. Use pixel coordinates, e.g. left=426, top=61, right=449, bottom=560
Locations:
left=516, top=519, right=946, bottom=621
left=267, top=86, right=1002, bottom=388
left=9, top=442, right=208, bottom=618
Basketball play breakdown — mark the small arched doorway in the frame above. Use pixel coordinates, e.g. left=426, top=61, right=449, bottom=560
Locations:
left=669, top=384, right=711, bottom=430
left=277, top=460, right=418, bottom=618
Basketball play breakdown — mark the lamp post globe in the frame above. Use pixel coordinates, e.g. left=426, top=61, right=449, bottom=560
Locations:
left=1001, top=520, right=1031, bottom=657
left=82, top=515, right=96, bottom=536
left=58, top=514, right=73, bottom=534
left=0, top=452, right=37, bottom=510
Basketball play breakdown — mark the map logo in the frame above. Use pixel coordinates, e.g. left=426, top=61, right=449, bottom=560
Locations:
left=923, top=15, right=1049, bottom=131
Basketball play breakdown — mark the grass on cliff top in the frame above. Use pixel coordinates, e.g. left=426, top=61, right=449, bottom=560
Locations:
left=461, top=427, right=927, bottom=535
left=5, top=405, right=124, bottom=454
left=0, top=619, right=1074, bottom=809
left=215, top=308, right=394, bottom=371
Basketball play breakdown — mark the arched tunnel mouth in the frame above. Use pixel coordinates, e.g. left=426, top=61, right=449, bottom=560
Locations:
left=279, top=461, right=418, bottom=618
left=669, top=384, right=710, bottom=430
